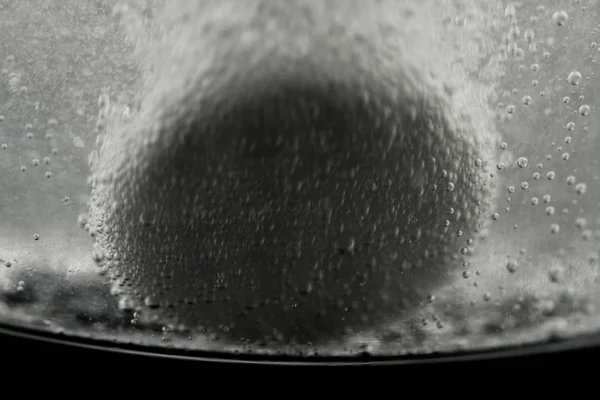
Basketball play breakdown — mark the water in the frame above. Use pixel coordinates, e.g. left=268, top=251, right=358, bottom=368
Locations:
left=0, top=0, right=599, bottom=358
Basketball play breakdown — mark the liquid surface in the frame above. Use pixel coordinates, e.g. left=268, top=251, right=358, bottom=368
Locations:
left=0, top=0, right=599, bottom=357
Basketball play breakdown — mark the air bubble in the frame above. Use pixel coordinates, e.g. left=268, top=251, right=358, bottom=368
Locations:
left=77, top=214, right=88, bottom=227
left=524, top=29, right=535, bottom=42
left=92, top=249, right=105, bottom=263
left=575, top=183, right=587, bottom=195
left=543, top=195, right=551, bottom=203
left=579, top=105, right=591, bottom=116
left=575, top=217, right=587, bottom=229
left=548, top=265, right=564, bottom=282
left=144, top=296, right=160, bottom=308
left=566, top=176, right=576, bottom=185
left=514, top=48, right=524, bottom=60
left=552, top=10, right=568, bottom=26
left=567, top=71, right=582, bottom=85
left=118, top=297, right=135, bottom=312
left=506, top=260, right=518, bottom=273
left=504, top=4, right=516, bottom=17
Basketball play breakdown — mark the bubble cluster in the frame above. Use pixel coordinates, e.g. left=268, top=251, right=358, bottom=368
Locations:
left=85, top=2, right=500, bottom=345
